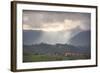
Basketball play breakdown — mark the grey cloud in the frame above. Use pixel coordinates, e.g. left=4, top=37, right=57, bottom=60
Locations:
left=22, top=10, right=91, bottom=30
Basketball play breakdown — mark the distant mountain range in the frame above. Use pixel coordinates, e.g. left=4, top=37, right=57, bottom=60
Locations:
left=23, top=30, right=91, bottom=47
left=23, top=30, right=70, bottom=45
left=23, top=30, right=43, bottom=45
left=68, top=30, right=91, bottom=47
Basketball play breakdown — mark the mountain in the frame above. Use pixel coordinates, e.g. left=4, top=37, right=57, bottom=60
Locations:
left=23, top=30, right=43, bottom=45
left=68, top=30, right=91, bottom=47
left=23, top=30, right=71, bottom=45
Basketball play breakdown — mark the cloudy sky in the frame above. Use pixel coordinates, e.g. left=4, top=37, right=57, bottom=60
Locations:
left=22, top=10, right=91, bottom=45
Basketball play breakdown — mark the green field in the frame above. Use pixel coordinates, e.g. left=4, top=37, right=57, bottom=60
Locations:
left=23, top=53, right=87, bottom=62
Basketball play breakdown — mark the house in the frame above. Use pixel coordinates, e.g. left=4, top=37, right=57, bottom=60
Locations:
left=64, top=51, right=83, bottom=57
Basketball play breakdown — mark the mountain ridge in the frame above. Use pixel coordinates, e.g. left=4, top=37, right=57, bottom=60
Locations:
left=68, top=30, right=91, bottom=47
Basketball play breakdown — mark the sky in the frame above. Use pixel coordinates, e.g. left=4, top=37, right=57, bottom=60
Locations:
left=22, top=10, right=91, bottom=45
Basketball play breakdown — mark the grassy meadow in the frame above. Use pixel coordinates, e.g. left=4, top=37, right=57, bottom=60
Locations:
left=23, top=53, right=88, bottom=62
